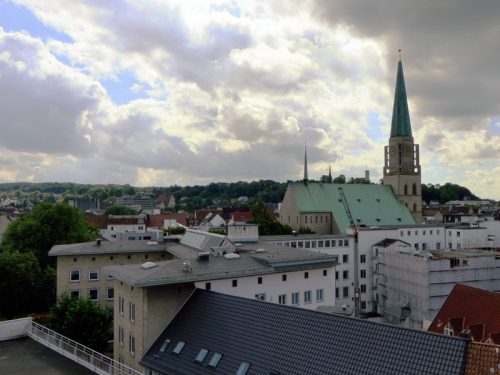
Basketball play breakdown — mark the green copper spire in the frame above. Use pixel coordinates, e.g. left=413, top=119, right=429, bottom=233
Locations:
left=390, top=57, right=413, bottom=137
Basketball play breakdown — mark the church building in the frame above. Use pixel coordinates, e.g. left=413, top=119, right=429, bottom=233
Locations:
left=279, top=57, right=421, bottom=234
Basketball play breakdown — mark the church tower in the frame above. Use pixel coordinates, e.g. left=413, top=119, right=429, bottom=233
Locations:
left=383, top=56, right=422, bottom=223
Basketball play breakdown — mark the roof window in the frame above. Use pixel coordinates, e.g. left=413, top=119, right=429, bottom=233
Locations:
left=195, top=348, right=208, bottom=363
left=236, top=362, right=251, bottom=375
left=208, top=352, right=223, bottom=367
left=172, top=341, right=185, bottom=354
left=159, top=338, right=171, bottom=353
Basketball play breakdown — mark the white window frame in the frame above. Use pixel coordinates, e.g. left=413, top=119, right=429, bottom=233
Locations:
left=291, top=292, right=299, bottom=306
left=88, top=288, right=99, bottom=301
left=129, top=302, right=135, bottom=323
left=119, top=296, right=124, bottom=316
left=129, top=334, right=135, bottom=356
left=255, top=293, right=266, bottom=301
left=88, top=267, right=100, bottom=281
left=70, top=268, right=80, bottom=282
left=360, top=270, right=366, bottom=279
left=70, top=289, right=80, bottom=298
left=304, top=291, right=312, bottom=304
left=106, top=288, right=114, bottom=301
left=278, top=294, right=287, bottom=305
left=118, top=326, right=124, bottom=347
left=316, top=289, right=324, bottom=302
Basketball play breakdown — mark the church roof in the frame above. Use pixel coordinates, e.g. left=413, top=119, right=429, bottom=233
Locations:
left=390, top=59, right=413, bottom=137
left=289, top=182, right=415, bottom=234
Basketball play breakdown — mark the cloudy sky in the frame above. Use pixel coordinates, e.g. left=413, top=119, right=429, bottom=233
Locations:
left=0, top=0, right=499, bottom=199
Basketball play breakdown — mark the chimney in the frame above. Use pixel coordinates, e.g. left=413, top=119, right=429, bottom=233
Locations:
left=96, top=239, right=101, bottom=246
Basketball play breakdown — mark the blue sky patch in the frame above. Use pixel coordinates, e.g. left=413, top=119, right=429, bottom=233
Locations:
left=100, top=70, right=150, bottom=105
left=0, top=2, right=72, bottom=42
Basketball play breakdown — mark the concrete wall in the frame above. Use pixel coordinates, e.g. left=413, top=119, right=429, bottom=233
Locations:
left=0, top=317, right=32, bottom=341
left=56, top=251, right=172, bottom=309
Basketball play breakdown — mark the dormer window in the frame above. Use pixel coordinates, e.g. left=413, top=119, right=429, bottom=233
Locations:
left=444, top=324, right=454, bottom=336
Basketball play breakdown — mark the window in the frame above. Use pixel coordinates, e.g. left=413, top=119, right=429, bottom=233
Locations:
left=407, top=231, right=411, bottom=236
left=305, top=216, right=308, bottom=223
left=304, top=291, right=312, bottom=304
left=415, top=230, right=418, bottom=235
left=159, top=339, right=170, bottom=353
left=316, top=289, right=324, bottom=302
left=278, top=294, right=287, bottom=305
left=404, top=184, right=408, bottom=195
left=323, top=269, right=327, bottom=277
left=106, top=273, right=114, bottom=280
left=257, top=277, right=262, bottom=285
left=89, top=268, right=99, bottom=281
left=360, top=284, right=367, bottom=293
left=232, top=280, right=238, bottom=287
left=414, top=243, right=419, bottom=250
left=195, top=348, right=208, bottom=363
left=325, top=240, right=331, bottom=247
left=400, top=230, right=404, bottom=236
left=70, top=269, right=80, bottom=282
left=88, top=289, right=99, bottom=301
left=457, top=231, right=461, bottom=237
left=304, top=272, right=309, bottom=279
left=335, top=271, right=339, bottom=280
left=208, top=353, right=222, bottom=368
left=422, top=243, right=427, bottom=251
left=344, top=239, right=349, bottom=246
left=315, top=216, right=318, bottom=223
left=430, top=230, right=433, bottom=235
left=343, top=270, right=349, bottom=279
left=106, top=288, right=114, bottom=301
left=444, top=324, right=453, bottom=336
left=342, top=254, right=348, bottom=263
left=129, top=335, right=135, bottom=356
left=361, top=301, right=367, bottom=309
left=129, top=302, right=135, bottom=323
left=343, top=287, right=349, bottom=298
left=449, top=231, right=452, bottom=236
left=360, top=255, right=366, bottom=263
left=423, top=230, right=426, bottom=235
left=205, top=282, right=211, bottom=290
left=172, top=341, right=185, bottom=354
left=436, top=242, right=441, bottom=250
left=282, top=274, right=287, bottom=282
left=255, top=293, right=266, bottom=301
left=119, top=296, right=124, bottom=316
left=318, top=240, right=324, bottom=248
left=118, top=326, right=124, bottom=347
left=291, top=292, right=300, bottom=306
left=305, top=241, right=310, bottom=249
left=437, top=229, right=440, bottom=235
left=236, top=362, right=251, bottom=375
left=70, top=290, right=80, bottom=298
left=360, top=270, right=366, bottom=278
left=335, top=288, right=339, bottom=298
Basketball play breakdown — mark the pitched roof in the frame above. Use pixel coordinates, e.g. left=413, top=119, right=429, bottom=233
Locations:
left=465, top=342, right=500, bottom=375
left=148, top=213, right=188, bottom=228
left=390, top=59, right=413, bottom=137
left=290, top=182, right=415, bottom=233
left=141, top=289, right=469, bottom=375
left=429, top=284, right=500, bottom=343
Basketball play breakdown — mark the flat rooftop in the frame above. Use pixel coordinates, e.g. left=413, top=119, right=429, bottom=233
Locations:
left=0, top=337, right=93, bottom=375
left=49, top=240, right=167, bottom=256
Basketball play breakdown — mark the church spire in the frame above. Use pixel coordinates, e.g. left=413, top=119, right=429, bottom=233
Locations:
left=390, top=52, right=413, bottom=137
left=303, top=145, right=308, bottom=184
left=328, top=163, right=332, bottom=183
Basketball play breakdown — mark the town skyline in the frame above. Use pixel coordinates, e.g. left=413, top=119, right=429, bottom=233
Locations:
left=0, top=1, right=499, bottom=199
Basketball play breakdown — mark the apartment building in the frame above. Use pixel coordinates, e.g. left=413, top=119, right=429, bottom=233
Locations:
left=105, top=229, right=338, bottom=371
left=48, top=240, right=173, bottom=309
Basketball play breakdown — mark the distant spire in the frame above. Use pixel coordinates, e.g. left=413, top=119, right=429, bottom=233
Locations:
left=328, top=164, right=332, bottom=183
left=303, top=145, right=309, bottom=184
left=390, top=53, right=413, bottom=137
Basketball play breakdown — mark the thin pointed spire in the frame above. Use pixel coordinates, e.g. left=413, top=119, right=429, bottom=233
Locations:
left=328, top=163, right=332, bottom=183
left=390, top=53, right=413, bottom=137
left=303, top=145, right=309, bottom=184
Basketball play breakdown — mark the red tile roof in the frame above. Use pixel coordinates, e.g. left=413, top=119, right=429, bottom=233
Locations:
left=465, top=342, right=500, bottom=375
left=232, top=211, right=253, bottom=222
left=147, top=213, right=188, bottom=228
left=429, top=284, right=500, bottom=343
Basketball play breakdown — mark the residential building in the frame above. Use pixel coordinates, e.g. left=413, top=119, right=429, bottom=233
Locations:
left=48, top=240, right=174, bottom=309
left=156, top=195, right=176, bottom=210
left=382, top=58, right=422, bottom=223
left=428, top=284, right=500, bottom=344
left=141, top=289, right=469, bottom=375
left=105, top=229, right=338, bottom=370
left=115, top=195, right=156, bottom=211
left=376, top=247, right=500, bottom=330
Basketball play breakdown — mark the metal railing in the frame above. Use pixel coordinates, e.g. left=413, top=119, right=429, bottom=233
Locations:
left=28, top=321, right=142, bottom=375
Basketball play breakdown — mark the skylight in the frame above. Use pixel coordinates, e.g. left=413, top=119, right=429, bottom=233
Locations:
left=195, top=348, right=208, bottom=363
left=236, top=362, right=251, bottom=375
left=172, top=341, right=185, bottom=354
left=208, top=352, right=222, bottom=367
left=159, top=338, right=170, bottom=353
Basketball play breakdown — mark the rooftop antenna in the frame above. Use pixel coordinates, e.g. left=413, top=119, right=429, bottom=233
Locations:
left=398, top=48, right=402, bottom=62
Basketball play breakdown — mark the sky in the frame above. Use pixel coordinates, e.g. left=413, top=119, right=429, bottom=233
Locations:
left=0, top=0, right=499, bottom=199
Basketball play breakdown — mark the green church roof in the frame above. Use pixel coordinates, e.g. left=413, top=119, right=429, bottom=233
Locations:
left=290, top=182, right=415, bottom=234
left=390, top=60, right=413, bottom=137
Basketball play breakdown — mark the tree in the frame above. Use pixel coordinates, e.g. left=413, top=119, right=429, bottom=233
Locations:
left=0, top=251, right=54, bottom=319
left=105, top=205, right=137, bottom=215
left=333, top=174, right=346, bottom=184
left=2, top=203, right=97, bottom=267
left=50, top=294, right=112, bottom=351
left=249, top=200, right=293, bottom=235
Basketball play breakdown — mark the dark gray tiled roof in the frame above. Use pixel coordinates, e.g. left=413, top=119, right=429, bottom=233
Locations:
left=141, top=289, right=468, bottom=375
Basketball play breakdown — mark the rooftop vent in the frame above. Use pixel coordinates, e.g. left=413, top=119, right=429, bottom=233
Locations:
left=96, top=239, right=102, bottom=246
left=141, top=261, right=158, bottom=270
left=235, top=243, right=243, bottom=247
left=198, top=251, right=211, bottom=262
left=256, top=248, right=267, bottom=253
left=147, top=241, right=159, bottom=245
left=182, top=261, right=192, bottom=272
left=224, top=253, right=241, bottom=259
